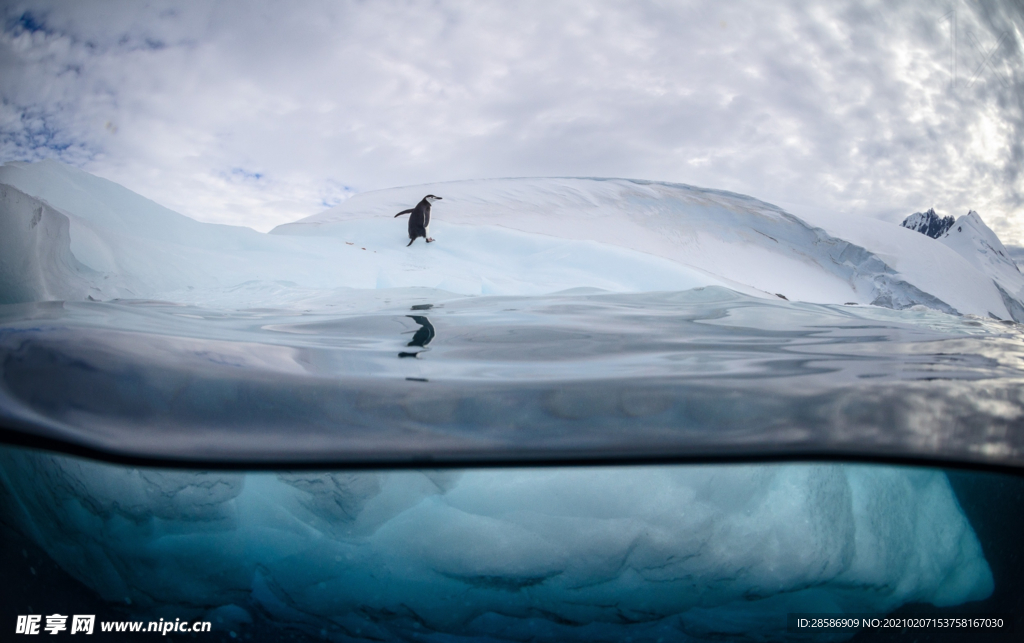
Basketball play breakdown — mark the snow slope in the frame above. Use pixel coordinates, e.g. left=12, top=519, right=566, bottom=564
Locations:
left=0, top=161, right=724, bottom=304
left=280, top=178, right=1018, bottom=319
left=938, top=211, right=1024, bottom=320
left=791, top=207, right=1017, bottom=320
left=1, top=160, right=1021, bottom=319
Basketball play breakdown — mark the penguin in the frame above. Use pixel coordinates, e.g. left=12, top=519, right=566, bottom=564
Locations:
left=394, top=195, right=441, bottom=246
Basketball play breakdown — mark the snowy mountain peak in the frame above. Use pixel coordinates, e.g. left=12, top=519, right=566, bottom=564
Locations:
left=938, top=210, right=1024, bottom=319
left=901, top=208, right=955, bottom=239
left=941, top=211, right=1016, bottom=266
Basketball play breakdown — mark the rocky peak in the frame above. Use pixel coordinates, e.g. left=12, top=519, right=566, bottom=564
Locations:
left=900, top=208, right=955, bottom=239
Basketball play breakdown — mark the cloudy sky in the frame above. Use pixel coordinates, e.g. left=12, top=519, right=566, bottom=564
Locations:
left=1, top=1, right=1022, bottom=242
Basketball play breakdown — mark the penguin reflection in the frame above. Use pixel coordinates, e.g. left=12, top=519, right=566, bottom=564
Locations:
left=399, top=316, right=435, bottom=358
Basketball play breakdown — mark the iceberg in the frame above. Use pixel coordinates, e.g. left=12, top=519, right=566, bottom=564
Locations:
left=0, top=447, right=995, bottom=641
left=0, top=160, right=1014, bottom=640
left=2, top=160, right=1022, bottom=319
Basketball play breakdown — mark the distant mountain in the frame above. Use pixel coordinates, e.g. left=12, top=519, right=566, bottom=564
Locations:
left=895, top=207, right=1024, bottom=321
left=901, top=208, right=955, bottom=238
left=938, top=210, right=1024, bottom=320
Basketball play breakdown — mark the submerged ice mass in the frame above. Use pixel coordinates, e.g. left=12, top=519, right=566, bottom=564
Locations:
left=0, top=447, right=995, bottom=641
left=0, top=160, right=1015, bottom=638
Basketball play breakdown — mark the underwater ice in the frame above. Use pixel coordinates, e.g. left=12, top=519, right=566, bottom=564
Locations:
left=0, top=160, right=1011, bottom=639
left=0, top=447, right=995, bottom=641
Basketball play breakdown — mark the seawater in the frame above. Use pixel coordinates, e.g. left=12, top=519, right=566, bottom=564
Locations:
left=0, top=449, right=1021, bottom=642
left=1, top=286, right=1023, bottom=467
left=1, top=286, right=1024, bottom=642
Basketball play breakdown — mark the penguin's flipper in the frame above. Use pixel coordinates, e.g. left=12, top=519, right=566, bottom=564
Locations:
left=394, top=209, right=414, bottom=218
left=406, top=238, right=415, bottom=247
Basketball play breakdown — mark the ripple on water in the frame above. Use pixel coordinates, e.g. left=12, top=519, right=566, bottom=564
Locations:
left=1, top=286, right=1023, bottom=467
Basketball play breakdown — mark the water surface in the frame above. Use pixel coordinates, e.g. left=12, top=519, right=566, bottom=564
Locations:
left=2, top=286, right=1023, bottom=468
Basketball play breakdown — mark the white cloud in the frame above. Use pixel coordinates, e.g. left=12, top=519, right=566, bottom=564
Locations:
left=1, top=0, right=1022, bottom=239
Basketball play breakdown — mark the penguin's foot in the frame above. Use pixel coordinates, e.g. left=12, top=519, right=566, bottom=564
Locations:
left=426, top=237, right=435, bottom=243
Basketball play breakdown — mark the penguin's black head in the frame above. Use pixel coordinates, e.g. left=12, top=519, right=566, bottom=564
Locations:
left=425, top=195, right=442, bottom=202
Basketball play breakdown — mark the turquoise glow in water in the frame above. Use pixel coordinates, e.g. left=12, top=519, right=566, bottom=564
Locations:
left=1, top=447, right=1018, bottom=642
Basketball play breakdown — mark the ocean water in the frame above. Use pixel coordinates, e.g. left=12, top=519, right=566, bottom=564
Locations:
left=1, top=286, right=1023, bottom=641
left=0, top=450, right=1021, bottom=642
left=1, top=286, right=1023, bottom=467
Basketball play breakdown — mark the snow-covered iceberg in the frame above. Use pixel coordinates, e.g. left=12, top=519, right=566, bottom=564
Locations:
left=2, top=159, right=1023, bottom=319
left=0, top=160, right=1015, bottom=640
left=278, top=178, right=1022, bottom=318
